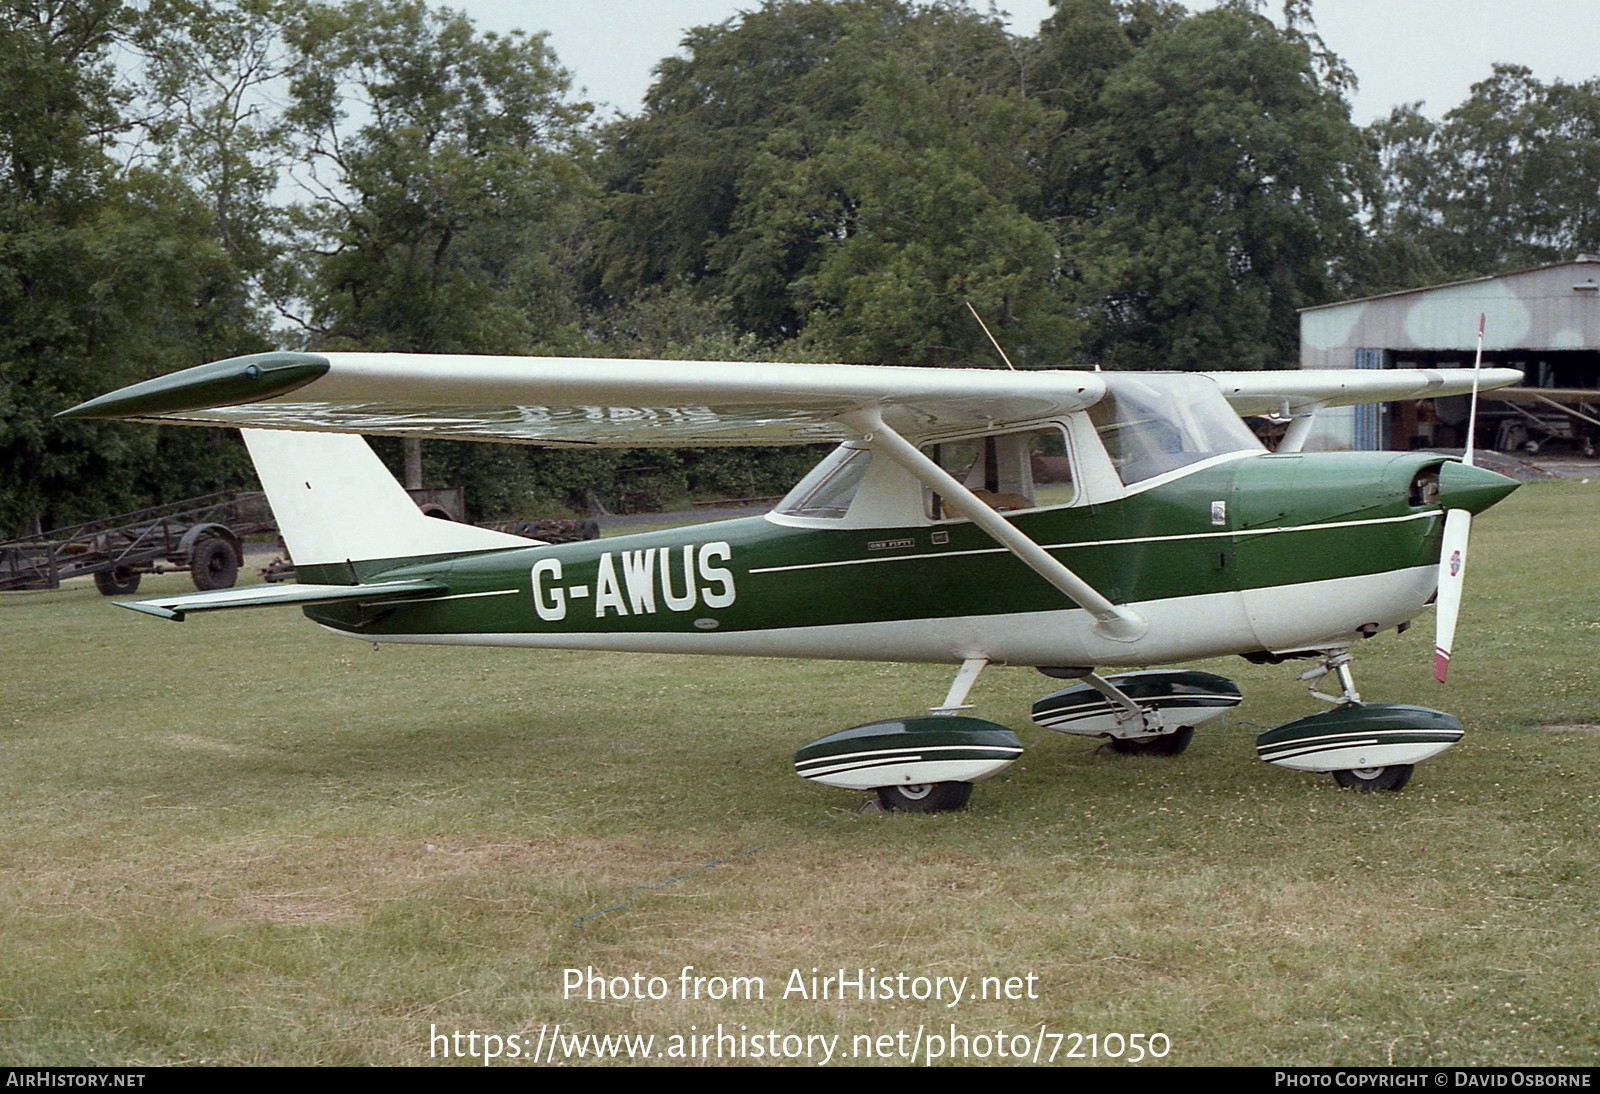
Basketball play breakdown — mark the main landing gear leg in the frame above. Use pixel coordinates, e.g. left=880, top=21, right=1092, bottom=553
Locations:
left=1029, top=668, right=1240, bottom=754
left=1075, top=672, right=1178, bottom=753
left=877, top=658, right=991, bottom=811
left=931, top=658, right=988, bottom=716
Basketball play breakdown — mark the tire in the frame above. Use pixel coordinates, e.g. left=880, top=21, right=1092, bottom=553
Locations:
left=1106, top=725, right=1194, bottom=756
left=93, top=566, right=141, bottom=596
left=875, top=782, right=972, bottom=813
left=1332, top=764, right=1413, bottom=792
left=189, top=537, right=239, bottom=591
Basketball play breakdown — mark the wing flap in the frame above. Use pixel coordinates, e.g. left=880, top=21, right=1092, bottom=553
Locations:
left=119, top=579, right=449, bottom=621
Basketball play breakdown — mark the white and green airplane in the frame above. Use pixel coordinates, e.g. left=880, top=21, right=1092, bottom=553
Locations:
left=60, top=353, right=1523, bottom=811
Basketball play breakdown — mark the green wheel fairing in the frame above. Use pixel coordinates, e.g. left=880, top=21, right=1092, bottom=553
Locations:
left=1031, top=670, right=1242, bottom=738
left=1256, top=703, right=1464, bottom=773
left=794, top=716, right=1024, bottom=792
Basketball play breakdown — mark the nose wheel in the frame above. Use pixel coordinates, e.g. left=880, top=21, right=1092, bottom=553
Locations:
left=1257, top=654, right=1460, bottom=791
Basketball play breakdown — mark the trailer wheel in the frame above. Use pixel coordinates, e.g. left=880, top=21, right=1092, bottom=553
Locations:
left=94, top=566, right=141, bottom=596
left=190, top=536, right=239, bottom=591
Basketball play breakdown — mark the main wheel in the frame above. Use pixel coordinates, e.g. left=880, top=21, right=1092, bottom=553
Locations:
left=1106, top=725, right=1194, bottom=756
left=1332, top=764, right=1413, bottom=792
left=189, top=537, right=239, bottom=591
left=93, top=566, right=141, bottom=596
left=875, top=782, right=972, bottom=813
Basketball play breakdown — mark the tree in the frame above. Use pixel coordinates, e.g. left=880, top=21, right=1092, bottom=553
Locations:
left=130, top=0, right=295, bottom=287
left=593, top=0, right=1080, bottom=367
left=277, top=0, right=592, bottom=353
left=0, top=0, right=269, bottom=535
left=271, top=0, right=593, bottom=501
left=595, top=0, right=1375, bottom=372
left=1046, top=0, right=1371, bottom=370
left=594, top=0, right=867, bottom=303
left=1369, top=65, right=1600, bottom=280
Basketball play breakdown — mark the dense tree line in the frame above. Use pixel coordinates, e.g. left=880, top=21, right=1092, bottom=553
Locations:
left=1, top=0, right=1596, bottom=535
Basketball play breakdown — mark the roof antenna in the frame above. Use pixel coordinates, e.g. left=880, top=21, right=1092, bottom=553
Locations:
left=965, top=301, right=1017, bottom=370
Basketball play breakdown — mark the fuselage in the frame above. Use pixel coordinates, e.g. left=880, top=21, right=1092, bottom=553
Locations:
left=302, top=448, right=1514, bottom=669
left=59, top=355, right=1529, bottom=685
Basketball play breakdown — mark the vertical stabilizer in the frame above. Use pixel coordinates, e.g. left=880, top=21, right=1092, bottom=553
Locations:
left=241, top=429, right=532, bottom=567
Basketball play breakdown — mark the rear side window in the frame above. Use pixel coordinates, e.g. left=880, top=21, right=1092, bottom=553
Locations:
left=921, top=425, right=1073, bottom=520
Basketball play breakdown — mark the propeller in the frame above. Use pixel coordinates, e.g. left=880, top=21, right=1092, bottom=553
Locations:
left=1433, top=507, right=1471, bottom=682
left=1434, top=314, right=1485, bottom=683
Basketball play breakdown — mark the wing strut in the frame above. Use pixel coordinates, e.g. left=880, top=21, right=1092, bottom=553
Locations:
left=1276, top=406, right=1321, bottom=453
left=839, top=409, right=1147, bottom=643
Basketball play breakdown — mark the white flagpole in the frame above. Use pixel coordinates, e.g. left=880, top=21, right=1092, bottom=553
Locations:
left=1464, top=313, right=1485, bottom=466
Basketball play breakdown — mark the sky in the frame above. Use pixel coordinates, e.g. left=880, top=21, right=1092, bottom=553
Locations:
left=450, top=0, right=1600, bottom=125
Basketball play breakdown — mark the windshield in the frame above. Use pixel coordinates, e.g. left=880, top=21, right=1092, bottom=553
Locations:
left=1088, top=374, right=1263, bottom=485
left=774, top=444, right=870, bottom=518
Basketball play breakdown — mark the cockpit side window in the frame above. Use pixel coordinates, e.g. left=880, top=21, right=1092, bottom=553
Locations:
left=921, top=425, right=1073, bottom=520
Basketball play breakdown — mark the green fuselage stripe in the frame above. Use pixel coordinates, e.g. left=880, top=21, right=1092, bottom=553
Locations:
left=747, top=511, right=1435, bottom=577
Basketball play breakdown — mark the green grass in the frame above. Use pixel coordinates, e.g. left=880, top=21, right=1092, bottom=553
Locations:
left=2, top=480, right=1599, bottom=1065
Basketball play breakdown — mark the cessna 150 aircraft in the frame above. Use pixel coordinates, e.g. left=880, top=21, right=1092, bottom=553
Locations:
left=60, top=353, right=1522, bottom=811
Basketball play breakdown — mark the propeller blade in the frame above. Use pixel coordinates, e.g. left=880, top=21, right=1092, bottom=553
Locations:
left=1434, top=508, right=1472, bottom=683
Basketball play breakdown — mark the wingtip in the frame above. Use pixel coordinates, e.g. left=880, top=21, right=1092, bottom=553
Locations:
left=118, top=600, right=185, bottom=621
left=55, top=352, right=330, bottom=421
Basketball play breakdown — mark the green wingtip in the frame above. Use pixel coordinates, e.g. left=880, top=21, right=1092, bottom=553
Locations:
left=57, top=352, right=331, bottom=420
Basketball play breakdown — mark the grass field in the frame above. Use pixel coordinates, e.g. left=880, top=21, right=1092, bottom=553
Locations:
left=3, top=478, right=1599, bottom=1066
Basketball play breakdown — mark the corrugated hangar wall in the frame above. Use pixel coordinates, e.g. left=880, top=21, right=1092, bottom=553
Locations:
left=1297, top=257, right=1600, bottom=454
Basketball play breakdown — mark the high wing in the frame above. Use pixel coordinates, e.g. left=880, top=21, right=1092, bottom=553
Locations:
left=58, top=352, right=1106, bottom=446
left=1211, top=368, right=1524, bottom=416
left=59, top=351, right=1523, bottom=443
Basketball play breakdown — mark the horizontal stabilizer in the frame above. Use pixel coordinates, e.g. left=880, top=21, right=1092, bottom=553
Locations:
left=119, top=579, right=447, bottom=621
